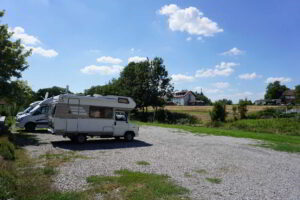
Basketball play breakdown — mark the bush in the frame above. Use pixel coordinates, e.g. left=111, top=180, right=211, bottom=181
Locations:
left=0, top=140, right=16, bottom=160
left=238, top=100, right=248, bottom=119
left=232, top=106, right=238, bottom=121
left=248, top=108, right=284, bottom=119
left=131, top=109, right=199, bottom=125
left=209, top=102, right=227, bottom=122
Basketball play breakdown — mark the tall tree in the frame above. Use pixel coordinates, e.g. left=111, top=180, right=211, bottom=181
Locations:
left=194, top=91, right=212, bottom=105
left=35, top=86, right=70, bottom=100
left=84, top=79, right=121, bottom=96
left=264, top=81, right=288, bottom=99
left=119, top=57, right=173, bottom=111
left=0, top=10, right=31, bottom=98
left=295, top=85, right=300, bottom=104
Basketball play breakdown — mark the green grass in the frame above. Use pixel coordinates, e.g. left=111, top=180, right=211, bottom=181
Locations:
left=136, top=161, right=150, bottom=166
left=135, top=121, right=300, bottom=153
left=43, top=166, right=57, bottom=176
left=86, top=169, right=189, bottom=200
left=226, top=118, right=300, bottom=136
left=205, top=177, right=222, bottom=184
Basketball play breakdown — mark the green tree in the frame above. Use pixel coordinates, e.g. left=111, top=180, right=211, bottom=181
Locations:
left=209, top=101, right=227, bottom=122
left=217, top=98, right=233, bottom=105
left=295, top=85, right=300, bottom=104
left=0, top=10, right=31, bottom=99
left=194, top=91, right=212, bottom=105
left=264, top=81, right=288, bottom=99
left=119, top=57, right=173, bottom=111
left=35, top=86, right=69, bottom=100
left=84, top=79, right=121, bottom=96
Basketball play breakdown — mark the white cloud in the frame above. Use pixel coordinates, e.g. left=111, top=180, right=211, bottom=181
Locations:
left=8, top=26, right=41, bottom=45
left=221, top=47, right=244, bottom=56
left=96, top=56, right=123, bottom=64
left=171, top=74, right=194, bottom=82
left=186, top=36, right=192, bottom=41
left=80, top=65, right=124, bottom=75
left=195, top=62, right=239, bottom=78
left=265, top=77, right=292, bottom=84
left=23, top=45, right=58, bottom=57
left=128, top=56, right=147, bottom=63
left=158, top=4, right=223, bottom=37
left=9, top=26, right=59, bottom=58
left=239, top=72, right=262, bottom=80
left=197, top=36, right=203, bottom=41
left=213, top=82, right=230, bottom=89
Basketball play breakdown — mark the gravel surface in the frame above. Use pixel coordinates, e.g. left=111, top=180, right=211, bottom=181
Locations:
left=24, top=126, right=300, bottom=200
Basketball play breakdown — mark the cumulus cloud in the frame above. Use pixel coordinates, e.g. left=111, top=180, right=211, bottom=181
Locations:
left=265, top=77, right=292, bottom=84
left=23, top=45, right=58, bottom=58
left=171, top=74, right=194, bottom=82
left=195, top=62, right=239, bottom=78
left=213, top=82, right=230, bottom=89
left=96, top=56, right=123, bottom=64
left=80, top=65, right=124, bottom=75
left=239, top=72, right=262, bottom=80
left=9, top=26, right=58, bottom=58
left=8, top=26, right=40, bottom=45
left=128, top=56, right=147, bottom=63
left=158, top=4, right=223, bottom=37
left=186, top=36, right=192, bottom=41
left=221, top=47, right=244, bottom=56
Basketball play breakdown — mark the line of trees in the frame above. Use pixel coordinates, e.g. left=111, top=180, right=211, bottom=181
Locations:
left=85, top=58, right=174, bottom=112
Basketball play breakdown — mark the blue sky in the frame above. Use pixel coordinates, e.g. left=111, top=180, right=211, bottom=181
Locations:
left=2, top=0, right=300, bottom=102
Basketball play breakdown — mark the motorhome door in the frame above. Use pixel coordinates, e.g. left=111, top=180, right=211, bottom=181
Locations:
left=114, top=111, right=128, bottom=136
left=67, top=98, right=80, bottom=132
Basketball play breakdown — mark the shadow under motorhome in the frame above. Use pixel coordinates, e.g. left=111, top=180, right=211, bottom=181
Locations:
left=49, top=94, right=139, bottom=143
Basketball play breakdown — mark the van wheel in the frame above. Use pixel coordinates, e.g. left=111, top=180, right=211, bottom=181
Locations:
left=25, top=123, right=36, bottom=132
left=124, top=132, right=134, bottom=142
left=76, top=135, right=87, bottom=144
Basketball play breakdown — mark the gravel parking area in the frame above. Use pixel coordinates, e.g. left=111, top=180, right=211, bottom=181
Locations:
left=24, top=126, right=300, bottom=200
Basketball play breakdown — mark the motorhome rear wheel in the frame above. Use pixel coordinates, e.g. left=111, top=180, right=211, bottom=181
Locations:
left=124, top=132, right=134, bottom=141
left=76, top=135, right=87, bottom=144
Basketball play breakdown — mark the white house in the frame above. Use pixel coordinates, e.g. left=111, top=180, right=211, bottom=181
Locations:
left=171, top=90, right=196, bottom=106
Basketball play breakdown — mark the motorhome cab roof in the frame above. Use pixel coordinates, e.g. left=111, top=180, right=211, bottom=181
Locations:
left=54, top=94, right=136, bottom=110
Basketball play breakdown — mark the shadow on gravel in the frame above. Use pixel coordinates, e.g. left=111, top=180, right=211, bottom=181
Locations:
left=51, top=139, right=153, bottom=151
left=12, top=133, right=48, bottom=146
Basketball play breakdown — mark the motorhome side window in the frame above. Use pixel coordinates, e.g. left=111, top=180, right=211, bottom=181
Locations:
left=89, top=106, right=113, bottom=119
left=118, top=98, right=129, bottom=104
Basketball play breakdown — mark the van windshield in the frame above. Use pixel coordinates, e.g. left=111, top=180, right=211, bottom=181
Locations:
left=30, top=105, right=40, bottom=114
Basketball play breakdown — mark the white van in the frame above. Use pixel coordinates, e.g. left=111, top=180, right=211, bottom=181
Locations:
left=16, top=101, right=41, bottom=117
left=49, top=94, right=139, bottom=143
left=16, top=97, right=55, bottom=131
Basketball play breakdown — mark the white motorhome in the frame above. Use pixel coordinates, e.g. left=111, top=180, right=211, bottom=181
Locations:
left=49, top=94, right=139, bottom=143
left=16, top=97, right=55, bottom=131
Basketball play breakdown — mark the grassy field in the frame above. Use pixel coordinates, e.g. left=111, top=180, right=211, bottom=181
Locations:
left=136, top=121, right=300, bottom=153
left=159, top=105, right=284, bottom=123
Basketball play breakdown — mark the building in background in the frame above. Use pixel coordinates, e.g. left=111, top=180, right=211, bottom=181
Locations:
left=171, top=90, right=196, bottom=106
